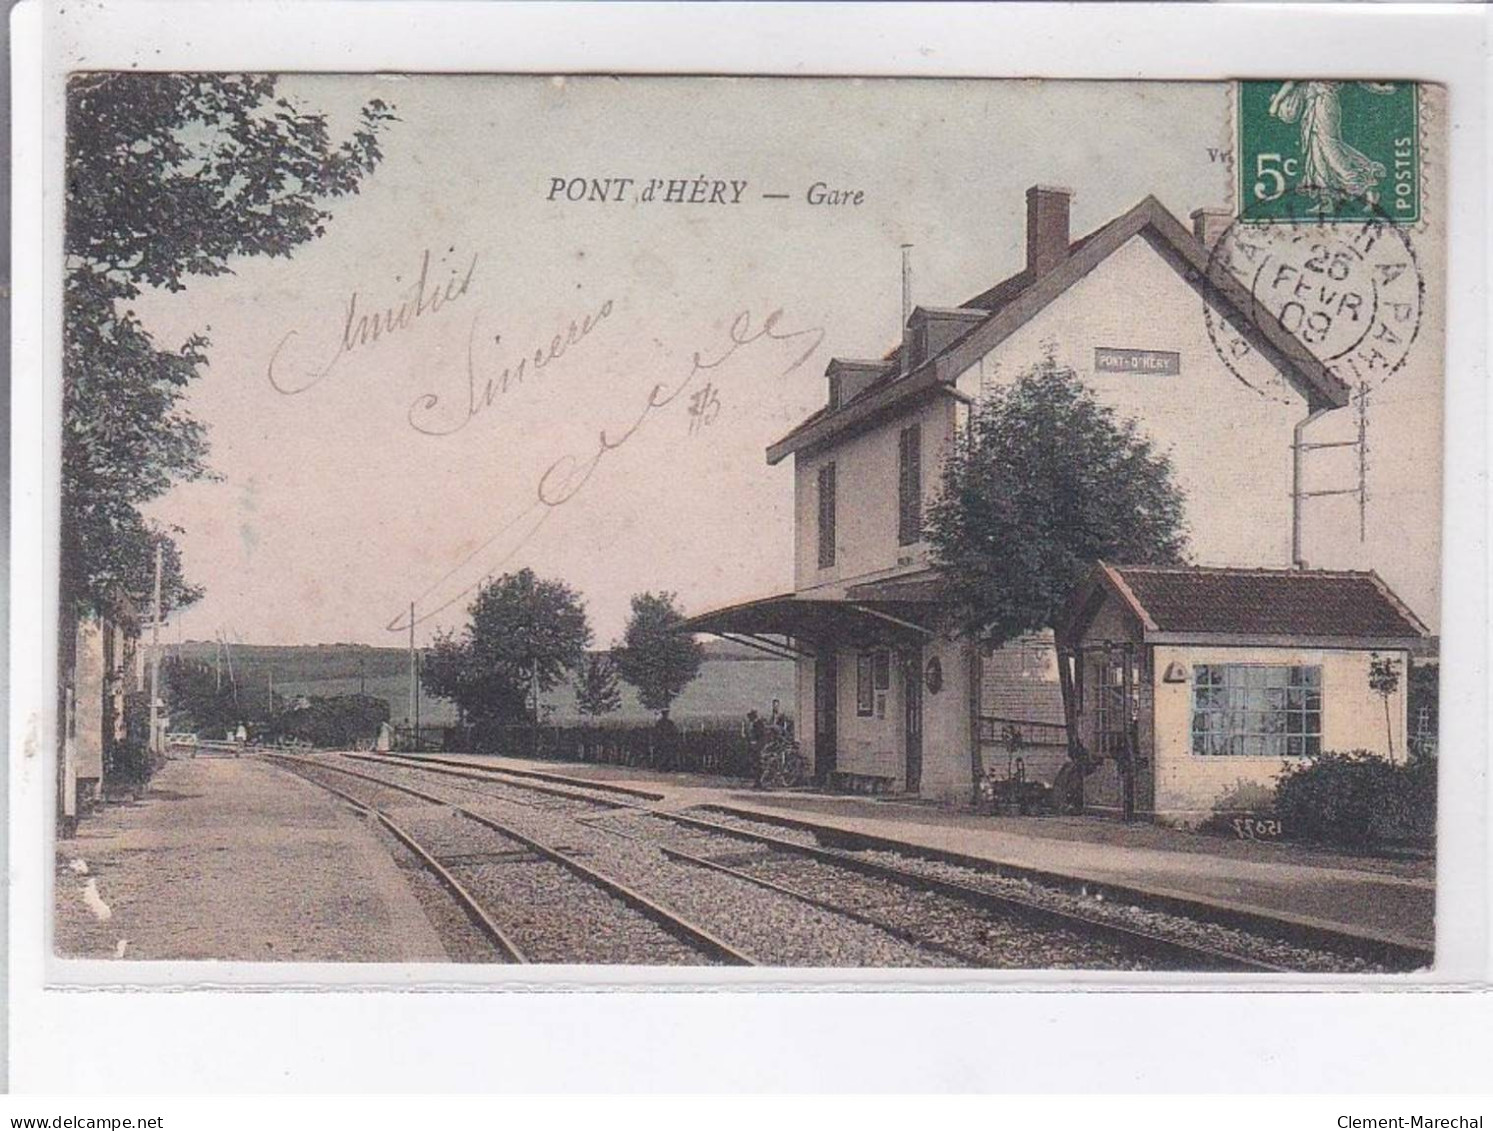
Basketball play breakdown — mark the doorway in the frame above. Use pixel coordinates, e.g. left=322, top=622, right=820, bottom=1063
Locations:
left=902, top=647, right=923, bottom=793
left=813, top=653, right=838, bottom=781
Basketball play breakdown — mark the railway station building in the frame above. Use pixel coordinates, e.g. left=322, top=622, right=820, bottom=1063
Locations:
left=684, top=184, right=1427, bottom=819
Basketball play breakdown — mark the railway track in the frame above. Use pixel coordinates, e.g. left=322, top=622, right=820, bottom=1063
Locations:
left=306, top=753, right=970, bottom=967
left=638, top=810, right=1294, bottom=973
left=279, top=752, right=1315, bottom=970
left=267, top=754, right=756, bottom=966
left=340, top=753, right=1427, bottom=973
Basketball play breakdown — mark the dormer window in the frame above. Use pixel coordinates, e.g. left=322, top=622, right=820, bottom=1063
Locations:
left=828, top=374, right=842, bottom=410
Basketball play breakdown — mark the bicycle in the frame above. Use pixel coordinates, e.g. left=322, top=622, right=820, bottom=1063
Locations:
left=756, top=732, right=808, bottom=790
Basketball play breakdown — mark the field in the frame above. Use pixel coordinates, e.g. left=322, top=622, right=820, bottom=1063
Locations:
left=173, top=640, right=795, bottom=727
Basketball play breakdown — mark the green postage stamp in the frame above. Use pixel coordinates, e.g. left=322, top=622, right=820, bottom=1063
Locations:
left=1237, top=80, right=1420, bottom=223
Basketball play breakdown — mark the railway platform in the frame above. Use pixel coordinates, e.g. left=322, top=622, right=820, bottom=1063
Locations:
left=54, top=755, right=448, bottom=961
left=429, top=753, right=1435, bottom=953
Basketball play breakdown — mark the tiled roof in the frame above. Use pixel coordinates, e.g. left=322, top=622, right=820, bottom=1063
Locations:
left=1100, top=564, right=1429, bottom=641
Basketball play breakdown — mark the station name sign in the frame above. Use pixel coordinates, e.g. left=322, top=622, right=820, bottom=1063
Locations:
left=1094, top=347, right=1181, bottom=375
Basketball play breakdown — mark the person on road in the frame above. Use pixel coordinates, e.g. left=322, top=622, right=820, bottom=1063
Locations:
left=653, top=709, right=681, bottom=773
left=745, top=709, right=767, bottom=788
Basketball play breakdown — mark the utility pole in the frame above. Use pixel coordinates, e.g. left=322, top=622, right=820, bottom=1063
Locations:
left=899, top=243, right=914, bottom=376
left=149, top=540, right=164, bottom=755
left=408, top=601, right=417, bottom=743
left=221, top=629, right=239, bottom=708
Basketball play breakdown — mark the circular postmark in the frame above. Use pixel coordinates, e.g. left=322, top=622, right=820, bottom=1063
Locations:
left=1203, top=196, right=1423, bottom=402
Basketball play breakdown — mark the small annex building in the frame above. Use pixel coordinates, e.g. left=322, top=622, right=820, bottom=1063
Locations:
left=1058, top=563, right=1430, bottom=827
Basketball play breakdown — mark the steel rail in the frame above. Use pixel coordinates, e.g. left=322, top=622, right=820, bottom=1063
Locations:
left=656, top=843, right=980, bottom=967
left=653, top=810, right=1295, bottom=974
left=273, top=755, right=758, bottom=967
left=341, top=751, right=653, bottom=809
left=265, top=755, right=528, bottom=963
left=348, top=751, right=666, bottom=802
left=318, top=754, right=1428, bottom=971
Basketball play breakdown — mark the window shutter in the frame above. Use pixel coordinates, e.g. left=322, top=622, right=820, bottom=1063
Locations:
left=818, top=462, right=836, bottom=569
left=898, top=424, right=922, bottom=546
left=856, top=653, right=873, bottom=716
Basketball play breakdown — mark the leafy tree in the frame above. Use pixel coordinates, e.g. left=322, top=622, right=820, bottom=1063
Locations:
left=423, top=570, right=593, bottom=728
left=615, top=592, right=704, bottom=716
left=419, top=628, right=528, bottom=726
left=1368, top=653, right=1403, bottom=759
left=161, top=656, right=239, bottom=736
left=63, top=74, right=396, bottom=618
left=575, top=653, right=623, bottom=717
left=925, top=358, right=1188, bottom=797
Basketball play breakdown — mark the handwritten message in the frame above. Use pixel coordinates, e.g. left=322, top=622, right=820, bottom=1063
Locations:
left=407, top=298, right=616, bottom=437
left=266, top=247, right=480, bottom=396
left=388, top=307, right=825, bottom=632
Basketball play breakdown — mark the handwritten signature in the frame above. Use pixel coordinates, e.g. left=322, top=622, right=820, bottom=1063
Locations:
left=387, top=307, right=825, bottom=633
left=407, top=296, right=615, bottom=437
left=266, top=247, right=479, bottom=396
left=535, top=309, right=824, bottom=507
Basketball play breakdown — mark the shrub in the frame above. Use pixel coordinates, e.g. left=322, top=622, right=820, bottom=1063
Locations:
left=278, top=694, right=390, bottom=749
left=1197, top=778, right=1279, bottom=837
left=1273, top=750, right=1436, bottom=849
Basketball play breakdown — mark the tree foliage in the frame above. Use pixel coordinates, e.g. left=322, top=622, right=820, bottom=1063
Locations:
left=1368, top=653, right=1403, bottom=759
left=925, top=358, right=1189, bottom=643
left=575, top=653, right=623, bottom=717
left=161, top=656, right=240, bottom=735
left=278, top=695, right=390, bottom=750
left=419, top=627, right=527, bottom=726
left=63, top=73, right=396, bottom=617
left=421, top=570, right=593, bottom=725
left=615, top=592, right=704, bottom=715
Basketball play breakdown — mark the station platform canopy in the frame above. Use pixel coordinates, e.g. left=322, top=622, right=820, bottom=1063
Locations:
left=681, top=576, right=945, bottom=656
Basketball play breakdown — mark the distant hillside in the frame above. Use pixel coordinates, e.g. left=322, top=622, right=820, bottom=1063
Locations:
left=171, top=638, right=794, bottom=726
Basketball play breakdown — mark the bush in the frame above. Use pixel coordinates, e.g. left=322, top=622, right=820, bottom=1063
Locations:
left=1273, top=750, right=1436, bottom=849
left=1197, top=778, right=1280, bottom=837
left=278, top=694, right=390, bottom=749
left=104, top=737, right=156, bottom=790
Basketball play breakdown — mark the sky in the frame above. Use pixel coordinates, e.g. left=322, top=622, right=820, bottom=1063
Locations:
left=131, top=76, right=1444, bottom=647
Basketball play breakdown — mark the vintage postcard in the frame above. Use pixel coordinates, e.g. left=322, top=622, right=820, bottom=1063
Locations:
left=51, top=73, right=1446, bottom=978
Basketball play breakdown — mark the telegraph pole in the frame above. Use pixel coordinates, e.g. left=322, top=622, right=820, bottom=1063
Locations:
left=149, top=540, right=164, bottom=754
left=408, top=601, right=417, bottom=742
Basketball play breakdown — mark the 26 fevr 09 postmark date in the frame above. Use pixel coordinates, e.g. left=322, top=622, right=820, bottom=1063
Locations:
left=1205, top=200, right=1424, bottom=399
left=1237, top=80, right=1420, bottom=225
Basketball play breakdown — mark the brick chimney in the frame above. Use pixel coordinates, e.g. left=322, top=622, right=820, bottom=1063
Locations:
left=1026, top=185, right=1073, bottom=277
left=1190, top=207, right=1232, bottom=250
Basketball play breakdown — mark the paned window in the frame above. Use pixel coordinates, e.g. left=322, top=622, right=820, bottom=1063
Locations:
left=1191, top=664, right=1322, bottom=757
